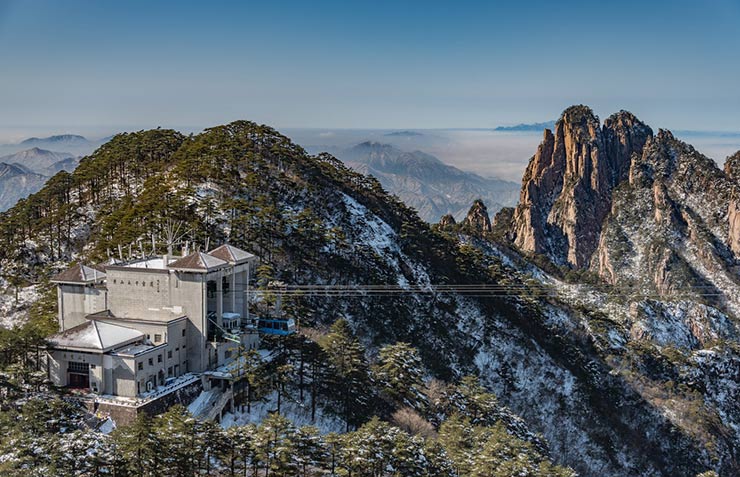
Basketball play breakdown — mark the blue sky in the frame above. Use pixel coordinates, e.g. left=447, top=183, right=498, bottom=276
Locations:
left=1, top=0, right=739, bottom=138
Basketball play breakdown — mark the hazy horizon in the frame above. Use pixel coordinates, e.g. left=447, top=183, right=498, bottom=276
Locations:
left=3, top=122, right=740, bottom=183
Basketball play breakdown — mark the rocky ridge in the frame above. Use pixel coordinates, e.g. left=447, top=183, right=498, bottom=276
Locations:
left=1, top=119, right=737, bottom=476
left=512, top=106, right=652, bottom=267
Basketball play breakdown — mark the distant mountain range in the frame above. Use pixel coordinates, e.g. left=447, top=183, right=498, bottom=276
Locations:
left=0, top=147, right=80, bottom=211
left=337, top=141, right=520, bottom=222
left=383, top=130, right=423, bottom=137
left=1, top=134, right=104, bottom=156
left=494, top=121, right=556, bottom=132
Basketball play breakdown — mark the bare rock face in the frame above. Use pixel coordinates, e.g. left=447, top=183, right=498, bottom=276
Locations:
left=462, top=199, right=492, bottom=235
left=511, top=106, right=652, bottom=267
left=726, top=152, right=740, bottom=255
left=592, top=130, right=740, bottom=312
left=724, top=151, right=740, bottom=180
left=729, top=197, right=740, bottom=256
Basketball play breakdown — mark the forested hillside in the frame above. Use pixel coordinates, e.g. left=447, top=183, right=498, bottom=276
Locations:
left=0, top=120, right=733, bottom=476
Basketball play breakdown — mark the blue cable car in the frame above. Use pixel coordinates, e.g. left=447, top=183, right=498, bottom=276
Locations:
left=258, top=318, right=296, bottom=336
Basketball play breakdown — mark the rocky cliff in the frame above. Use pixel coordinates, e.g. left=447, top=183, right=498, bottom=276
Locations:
left=512, top=106, right=652, bottom=267
left=485, top=107, right=740, bottom=475
left=2, top=119, right=738, bottom=476
left=726, top=152, right=740, bottom=255
left=461, top=199, right=492, bottom=235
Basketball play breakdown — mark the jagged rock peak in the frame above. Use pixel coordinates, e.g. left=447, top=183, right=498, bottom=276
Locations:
left=728, top=151, right=740, bottom=255
left=560, top=104, right=600, bottom=126
left=724, top=151, right=740, bottom=180
left=729, top=195, right=740, bottom=255
left=511, top=105, right=652, bottom=267
left=463, top=199, right=492, bottom=234
left=438, top=213, right=456, bottom=228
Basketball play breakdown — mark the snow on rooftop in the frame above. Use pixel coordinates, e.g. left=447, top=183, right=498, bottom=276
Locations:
left=112, top=342, right=157, bottom=356
left=123, top=257, right=170, bottom=269
left=49, top=320, right=144, bottom=351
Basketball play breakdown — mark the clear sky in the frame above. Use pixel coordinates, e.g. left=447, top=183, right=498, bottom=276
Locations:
left=1, top=0, right=739, bottom=139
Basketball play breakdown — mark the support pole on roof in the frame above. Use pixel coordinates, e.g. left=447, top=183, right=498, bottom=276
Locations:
left=216, top=275, right=223, bottom=328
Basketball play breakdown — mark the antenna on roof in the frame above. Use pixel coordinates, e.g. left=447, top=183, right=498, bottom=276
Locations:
left=163, top=219, right=189, bottom=257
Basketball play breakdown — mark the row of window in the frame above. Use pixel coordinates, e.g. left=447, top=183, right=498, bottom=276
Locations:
left=136, top=345, right=185, bottom=371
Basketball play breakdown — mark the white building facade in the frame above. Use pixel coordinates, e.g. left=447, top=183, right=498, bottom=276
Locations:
left=46, top=244, right=260, bottom=399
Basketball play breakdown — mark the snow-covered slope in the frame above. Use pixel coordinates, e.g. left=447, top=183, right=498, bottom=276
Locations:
left=0, top=120, right=735, bottom=476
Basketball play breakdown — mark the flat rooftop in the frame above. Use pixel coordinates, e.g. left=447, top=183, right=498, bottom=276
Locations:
left=120, top=257, right=181, bottom=270
left=112, top=342, right=162, bottom=357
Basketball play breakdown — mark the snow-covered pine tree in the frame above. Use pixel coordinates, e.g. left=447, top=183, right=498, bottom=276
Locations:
left=293, top=425, right=327, bottom=477
left=373, top=341, right=427, bottom=410
left=256, top=412, right=299, bottom=476
left=436, top=413, right=477, bottom=476
left=319, top=318, right=372, bottom=431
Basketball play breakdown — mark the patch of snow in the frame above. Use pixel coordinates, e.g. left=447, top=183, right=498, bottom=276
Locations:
left=220, top=391, right=346, bottom=434
left=97, top=417, right=116, bottom=434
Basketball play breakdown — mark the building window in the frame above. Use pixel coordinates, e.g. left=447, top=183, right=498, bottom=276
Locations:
left=138, top=362, right=143, bottom=371
left=157, top=354, right=162, bottom=363
left=182, top=329, right=186, bottom=337
left=90, top=364, right=96, bottom=369
left=168, top=366, right=173, bottom=377
left=68, top=361, right=89, bottom=373
left=168, top=350, right=173, bottom=359
left=154, top=334, right=162, bottom=343
left=148, top=358, right=153, bottom=366
left=146, top=334, right=151, bottom=340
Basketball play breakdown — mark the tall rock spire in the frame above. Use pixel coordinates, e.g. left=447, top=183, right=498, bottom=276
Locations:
left=462, top=199, right=492, bottom=235
left=511, top=106, right=652, bottom=267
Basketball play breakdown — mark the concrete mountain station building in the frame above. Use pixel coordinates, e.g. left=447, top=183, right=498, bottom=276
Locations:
left=45, top=244, right=268, bottom=421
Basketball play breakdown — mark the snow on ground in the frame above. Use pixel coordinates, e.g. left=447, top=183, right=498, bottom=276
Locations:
left=220, top=391, right=346, bottom=434
left=188, top=389, right=219, bottom=417
left=97, top=417, right=116, bottom=434
left=339, top=193, right=396, bottom=254
left=0, top=284, right=40, bottom=328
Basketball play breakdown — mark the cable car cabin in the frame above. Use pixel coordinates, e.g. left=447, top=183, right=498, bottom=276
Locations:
left=258, top=318, right=296, bottom=336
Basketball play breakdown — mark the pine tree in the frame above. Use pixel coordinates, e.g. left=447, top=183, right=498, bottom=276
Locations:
left=236, top=348, right=267, bottom=414
left=256, top=413, right=299, bottom=477
left=113, top=412, right=160, bottom=477
left=443, top=375, right=499, bottom=425
left=195, top=420, right=224, bottom=475
left=219, top=426, right=243, bottom=477
left=293, top=425, right=326, bottom=477
left=320, top=318, right=372, bottom=431
left=236, top=424, right=261, bottom=477
left=373, top=342, right=427, bottom=410
left=437, top=413, right=476, bottom=476
left=156, top=405, right=200, bottom=477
